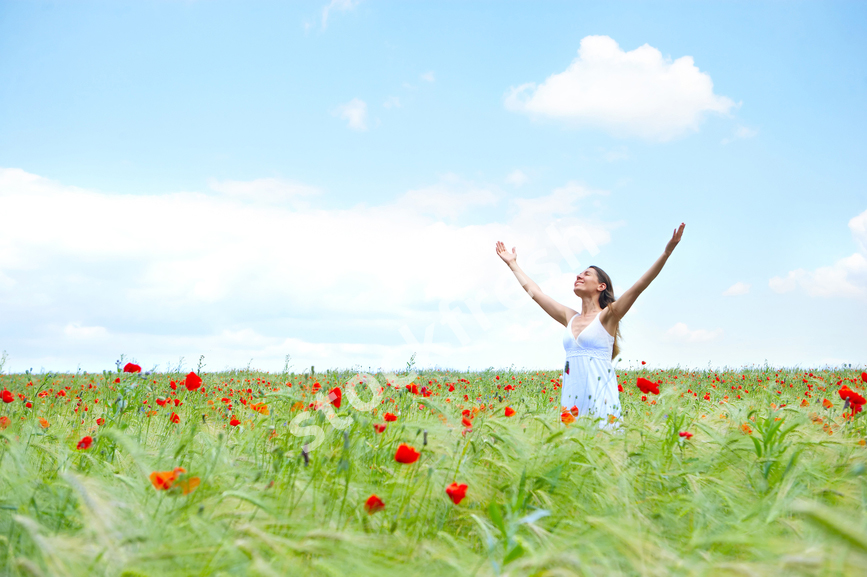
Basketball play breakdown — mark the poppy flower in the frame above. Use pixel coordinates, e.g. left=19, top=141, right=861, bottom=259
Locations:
left=156, top=398, right=168, bottom=407
left=862, top=372, right=867, bottom=384
left=76, top=436, right=93, bottom=450
left=617, top=383, right=623, bottom=392
left=328, top=387, right=342, bottom=409
left=176, top=476, right=201, bottom=495
left=170, top=412, right=180, bottom=424
left=384, top=412, right=397, bottom=422
left=39, top=418, right=49, bottom=429
left=822, top=398, right=833, bottom=409
left=373, top=423, right=387, bottom=433
left=741, top=423, right=753, bottom=435
left=230, top=417, right=241, bottom=427
left=96, top=418, right=105, bottom=426
left=1, top=390, right=13, bottom=403
left=364, top=494, right=385, bottom=514
left=445, top=482, right=468, bottom=505
left=395, top=443, right=420, bottom=464
left=636, top=377, right=660, bottom=395
left=123, top=363, right=141, bottom=373
left=0, top=416, right=10, bottom=429
left=250, top=403, right=270, bottom=415
left=570, top=405, right=579, bottom=417
left=114, top=378, right=120, bottom=384
left=461, top=416, right=473, bottom=427
left=504, top=407, right=515, bottom=417
left=678, top=431, right=693, bottom=440
left=184, top=372, right=202, bottom=391
left=561, top=411, right=575, bottom=424
left=150, top=467, right=197, bottom=493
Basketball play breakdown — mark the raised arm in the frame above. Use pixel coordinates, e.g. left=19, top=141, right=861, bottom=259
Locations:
left=496, top=241, right=575, bottom=326
left=602, top=224, right=685, bottom=329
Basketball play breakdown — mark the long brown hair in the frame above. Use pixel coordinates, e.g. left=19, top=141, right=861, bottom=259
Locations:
left=589, top=265, right=621, bottom=360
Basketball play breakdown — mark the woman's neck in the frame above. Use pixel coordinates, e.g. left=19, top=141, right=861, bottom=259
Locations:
left=580, top=296, right=602, bottom=315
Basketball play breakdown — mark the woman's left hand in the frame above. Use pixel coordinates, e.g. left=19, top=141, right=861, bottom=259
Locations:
left=664, top=223, right=685, bottom=255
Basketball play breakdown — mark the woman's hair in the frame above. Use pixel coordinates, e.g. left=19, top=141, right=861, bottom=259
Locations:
left=589, top=265, right=621, bottom=360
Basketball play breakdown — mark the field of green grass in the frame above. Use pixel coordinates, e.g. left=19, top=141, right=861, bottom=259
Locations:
left=1, top=365, right=867, bottom=576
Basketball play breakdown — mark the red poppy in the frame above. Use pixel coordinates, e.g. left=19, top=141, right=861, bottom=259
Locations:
left=328, top=387, right=342, bottom=409
left=230, top=417, right=241, bottom=427
left=678, top=431, right=693, bottom=440
left=461, top=416, right=473, bottom=427
left=156, top=398, right=168, bottom=407
left=170, top=412, right=180, bottom=424
left=39, top=418, right=50, bottom=429
left=96, top=418, right=105, bottom=426
left=822, top=398, right=833, bottom=409
left=114, top=377, right=120, bottom=384
left=636, top=377, right=660, bottom=395
left=1, top=390, right=13, bottom=404
left=0, top=416, right=9, bottom=429
left=617, top=383, right=623, bottom=392
left=177, top=476, right=201, bottom=495
left=862, top=372, right=867, bottom=384
left=561, top=411, right=575, bottom=424
left=406, top=383, right=420, bottom=395
left=373, top=423, right=387, bottom=433
left=570, top=405, right=579, bottom=417
left=395, top=443, right=420, bottom=464
left=123, top=363, right=141, bottom=373
left=150, top=466, right=197, bottom=493
left=504, top=407, right=515, bottom=417
left=445, top=482, right=468, bottom=505
left=364, top=494, right=385, bottom=514
left=312, top=382, right=321, bottom=393
left=76, top=436, right=93, bottom=450
left=184, top=372, right=202, bottom=391
left=384, top=412, right=397, bottom=422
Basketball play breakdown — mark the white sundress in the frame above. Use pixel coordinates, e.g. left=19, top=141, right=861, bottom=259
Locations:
left=561, top=312, right=621, bottom=423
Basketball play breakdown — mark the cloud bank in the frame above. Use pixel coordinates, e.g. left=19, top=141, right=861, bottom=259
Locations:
left=0, top=168, right=615, bottom=372
left=769, top=209, right=867, bottom=298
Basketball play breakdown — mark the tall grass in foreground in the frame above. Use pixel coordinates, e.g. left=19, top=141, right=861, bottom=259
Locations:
left=1, top=366, right=867, bottom=576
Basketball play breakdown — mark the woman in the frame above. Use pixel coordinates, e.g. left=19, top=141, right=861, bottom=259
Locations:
left=495, top=223, right=685, bottom=423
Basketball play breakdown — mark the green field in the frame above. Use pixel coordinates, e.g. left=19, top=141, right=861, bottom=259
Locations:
left=1, top=366, right=867, bottom=576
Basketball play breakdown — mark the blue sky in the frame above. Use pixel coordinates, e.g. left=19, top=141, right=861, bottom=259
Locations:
left=1, top=0, right=865, bottom=373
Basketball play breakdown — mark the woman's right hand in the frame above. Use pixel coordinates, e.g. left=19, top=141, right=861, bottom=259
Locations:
left=496, top=241, right=517, bottom=266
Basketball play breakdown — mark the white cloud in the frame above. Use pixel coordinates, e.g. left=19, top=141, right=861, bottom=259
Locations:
left=333, top=98, right=368, bottom=130
left=601, top=146, right=629, bottom=162
left=505, top=169, right=529, bottom=187
left=208, top=177, right=321, bottom=205
left=63, top=324, right=109, bottom=339
left=321, top=0, right=360, bottom=29
left=723, top=281, right=751, bottom=296
left=511, top=181, right=607, bottom=226
left=420, top=71, right=435, bottom=83
left=505, top=35, right=735, bottom=141
left=769, top=209, right=867, bottom=298
left=383, top=96, right=401, bottom=109
left=666, top=322, right=723, bottom=343
left=0, top=167, right=618, bottom=372
left=722, top=125, right=758, bottom=145
left=395, top=174, right=499, bottom=221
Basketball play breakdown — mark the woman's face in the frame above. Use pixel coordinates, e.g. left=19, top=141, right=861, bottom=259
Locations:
left=573, top=268, right=605, bottom=296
